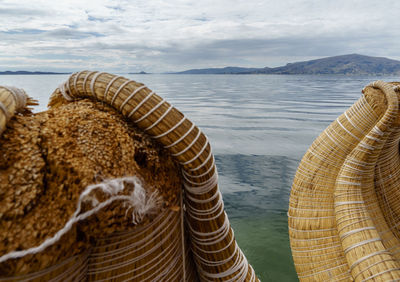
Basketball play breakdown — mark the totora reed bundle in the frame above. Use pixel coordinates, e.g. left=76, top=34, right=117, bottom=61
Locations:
left=0, top=71, right=258, bottom=281
left=288, top=80, right=400, bottom=281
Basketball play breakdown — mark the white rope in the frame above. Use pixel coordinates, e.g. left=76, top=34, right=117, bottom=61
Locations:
left=152, top=115, right=186, bottom=139
left=145, top=104, right=173, bottom=132
left=2, top=86, right=27, bottom=110
left=82, top=71, right=95, bottom=95
left=182, top=167, right=217, bottom=186
left=164, top=123, right=195, bottom=149
left=185, top=187, right=221, bottom=204
left=191, top=226, right=235, bottom=255
left=197, top=248, right=249, bottom=281
left=193, top=242, right=238, bottom=266
left=91, top=234, right=180, bottom=281
left=297, top=263, right=348, bottom=279
left=58, top=82, right=73, bottom=101
left=119, top=85, right=147, bottom=111
left=135, top=98, right=165, bottom=123
left=335, top=201, right=364, bottom=206
left=88, top=210, right=176, bottom=261
left=103, top=75, right=123, bottom=100
left=73, top=71, right=85, bottom=92
left=171, top=129, right=201, bottom=157
left=0, top=176, right=162, bottom=264
left=181, top=137, right=209, bottom=166
left=49, top=253, right=88, bottom=282
left=343, top=238, right=381, bottom=254
left=187, top=196, right=224, bottom=222
left=0, top=253, right=88, bottom=281
left=90, top=71, right=106, bottom=95
left=183, top=169, right=218, bottom=195
left=111, top=80, right=132, bottom=106
left=291, top=243, right=342, bottom=253
left=150, top=246, right=182, bottom=282
left=134, top=94, right=165, bottom=123
left=88, top=219, right=180, bottom=273
left=353, top=258, right=398, bottom=281
left=349, top=250, right=390, bottom=272
left=362, top=268, right=400, bottom=282
left=188, top=213, right=230, bottom=242
left=128, top=91, right=154, bottom=118
left=189, top=150, right=214, bottom=172
left=183, top=155, right=215, bottom=178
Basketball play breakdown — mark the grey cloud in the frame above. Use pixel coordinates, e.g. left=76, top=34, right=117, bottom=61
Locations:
left=44, top=28, right=104, bottom=39
left=0, top=28, right=104, bottom=43
left=1, top=0, right=400, bottom=73
left=53, top=33, right=400, bottom=72
left=87, top=15, right=110, bottom=23
left=131, top=34, right=400, bottom=71
left=95, top=42, right=146, bottom=51
left=150, top=37, right=350, bottom=66
left=0, top=7, right=48, bottom=16
left=105, top=5, right=125, bottom=12
left=3, top=29, right=45, bottom=35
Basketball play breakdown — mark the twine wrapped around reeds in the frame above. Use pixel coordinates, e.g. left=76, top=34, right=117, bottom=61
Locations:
left=0, top=86, right=37, bottom=134
left=0, top=71, right=258, bottom=281
left=288, top=80, right=400, bottom=281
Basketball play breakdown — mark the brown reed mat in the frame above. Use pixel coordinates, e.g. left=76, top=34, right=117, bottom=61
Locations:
left=0, top=99, right=185, bottom=278
left=288, top=81, right=400, bottom=281
left=0, top=71, right=258, bottom=281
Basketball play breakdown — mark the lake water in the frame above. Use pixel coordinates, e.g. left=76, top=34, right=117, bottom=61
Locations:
left=1, top=73, right=398, bottom=281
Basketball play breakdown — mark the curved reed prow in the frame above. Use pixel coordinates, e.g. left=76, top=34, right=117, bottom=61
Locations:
left=0, top=86, right=36, bottom=135
left=48, top=71, right=258, bottom=281
left=289, top=80, right=400, bottom=281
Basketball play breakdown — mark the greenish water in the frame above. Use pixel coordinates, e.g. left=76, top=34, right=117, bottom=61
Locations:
left=1, top=73, right=399, bottom=281
left=217, top=154, right=298, bottom=280
left=231, top=214, right=296, bottom=281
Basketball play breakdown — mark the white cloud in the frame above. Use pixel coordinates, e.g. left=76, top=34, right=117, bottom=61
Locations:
left=0, top=0, right=400, bottom=72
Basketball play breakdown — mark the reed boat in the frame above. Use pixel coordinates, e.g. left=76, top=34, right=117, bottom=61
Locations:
left=0, top=71, right=258, bottom=281
left=289, top=80, right=400, bottom=281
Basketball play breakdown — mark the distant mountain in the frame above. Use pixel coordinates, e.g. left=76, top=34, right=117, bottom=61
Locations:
left=175, top=54, right=400, bottom=75
left=0, top=71, right=70, bottom=75
left=129, top=71, right=149, bottom=74
left=175, top=66, right=262, bottom=74
left=259, top=54, right=400, bottom=75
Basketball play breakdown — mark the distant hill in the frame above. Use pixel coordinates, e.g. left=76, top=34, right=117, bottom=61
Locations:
left=175, top=66, right=262, bottom=74
left=129, top=71, right=149, bottom=74
left=175, top=54, right=400, bottom=75
left=259, top=54, right=400, bottom=75
left=0, top=71, right=70, bottom=75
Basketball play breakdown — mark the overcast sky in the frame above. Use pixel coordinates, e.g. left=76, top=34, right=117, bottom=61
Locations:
left=1, top=0, right=400, bottom=73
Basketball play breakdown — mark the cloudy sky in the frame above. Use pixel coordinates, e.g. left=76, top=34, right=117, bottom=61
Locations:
left=1, top=0, right=400, bottom=73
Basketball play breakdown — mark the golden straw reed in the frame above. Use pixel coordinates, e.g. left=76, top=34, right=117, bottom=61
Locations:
left=289, top=81, right=400, bottom=281
left=49, top=70, right=257, bottom=281
left=0, top=86, right=37, bottom=134
left=0, top=71, right=258, bottom=281
left=1, top=97, right=190, bottom=280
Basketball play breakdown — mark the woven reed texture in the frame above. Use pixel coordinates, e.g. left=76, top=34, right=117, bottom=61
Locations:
left=289, top=81, right=400, bottom=281
left=0, top=98, right=193, bottom=281
left=0, top=71, right=258, bottom=281
left=3, top=204, right=196, bottom=282
left=50, top=70, right=257, bottom=281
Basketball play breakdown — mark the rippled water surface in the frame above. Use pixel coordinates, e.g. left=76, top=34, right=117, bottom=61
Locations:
left=1, top=73, right=398, bottom=281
